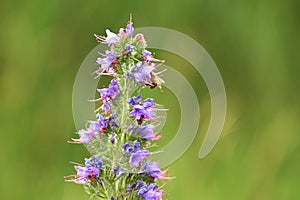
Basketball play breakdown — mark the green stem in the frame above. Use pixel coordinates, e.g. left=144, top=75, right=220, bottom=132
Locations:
left=120, top=77, right=130, bottom=142
left=101, top=178, right=110, bottom=199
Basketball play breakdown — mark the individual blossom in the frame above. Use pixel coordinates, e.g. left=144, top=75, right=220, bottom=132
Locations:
left=129, top=150, right=150, bottom=167
left=96, top=50, right=117, bottom=73
left=122, top=140, right=142, bottom=156
left=90, top=113, right=109, bottom=133
left=126, top=61, right=156, bottom=85
left=126, top=21, right=134, bottom=36
left=134, top=63, right=155, bottom=84
left=93, top=79, right=120, bottom=113
left=67, top=157, right=102, bottom=184
left=136, top=182, right=163, bottom=200
left=142, top=50, right=164, bottom=63
left=95, top=29, right=120, bottom=45
left=85, top=156, right=103, bottom=169
left=112, top=165, right=124, bottom=177
left=122, top=140, right=150, bottom=167
left=76, top=129, right=95, bottom=144
left=109, top=133, right=117, bottom=144
left=127, top=94, right=142, bottom=106
left=78, top=113, right=118, bottom=142
left=142, top=161, right=170, bottom=180
left=128, top=124, right=160, bottom=141
left=74, top=115, right=108, bottom=144
left=142, top=50, right=153, bottom=62
left=97, top=79, right=120, bottom=100
left=125, top=44, right=136, bottom=54
left=129, top=96, right=156, bottom=120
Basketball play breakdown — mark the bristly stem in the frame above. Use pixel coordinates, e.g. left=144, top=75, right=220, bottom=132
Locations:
left=120, top=76, right=130, bottom=143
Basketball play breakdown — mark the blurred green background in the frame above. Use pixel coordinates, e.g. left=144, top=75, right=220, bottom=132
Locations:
left=1, top=0, right=299, bottom=199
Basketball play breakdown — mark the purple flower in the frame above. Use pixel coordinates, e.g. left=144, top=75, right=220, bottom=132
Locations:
left=136, top=182, right=163, bottom=200
left=109, top=133, right=117, bottom=144
left=103, top=29, right=120, bottom=45
left=108, top=113, right=119, bottom=130
left=69, top=157, right=102, bottom=184
left=122, top=140, right=141, bottom=156
left=143, top=161, right=171, bottom=180
left=100, top=100, right=111, bottom=113
left=126, top=62, right=155, bottom=84
left=77, top=116, right=110, bottom=143
left=122, top=140, right=149, bottom=167
left=133, top=63, right=155, bottom=83
left=97, top=79, right=119, bottom=113
left=84, top=113, right=117, bottom=136
left=143, top=162, right=161, bottom=178
left=91, top=113, right=108, bottom=132
left=129, top=150, right=150, bottom=167
left=127, top=94, right=142, bottom=106
left=125, top=44, right=135, bottom=54
left=142, top=50, right=153, bottom=62
left=142, top=187, right=163, bottom=200
left=96, top=50, right=116, bottom=72
left=112, top=165, right=124, bottom=177
left=85, top=156, right=103, bottom=169
left=73, top=165, right=100, bottom=184
left=128, top=124, right=160, bottom=141
left=97, top=79, right=120, bottom=100
left=77, top=129, right=94, bottom=143
left=126, top=22, right=134, bottom=36
left=129, top=97, right=156, bottom=120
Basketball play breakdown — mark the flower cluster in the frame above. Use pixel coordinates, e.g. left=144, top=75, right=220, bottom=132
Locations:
left=66, top=17, right=172, bottom=200
left=66, top=156, right=103, bottom=184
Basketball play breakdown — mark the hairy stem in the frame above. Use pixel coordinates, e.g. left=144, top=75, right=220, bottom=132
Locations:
left=120, top=77, right=130, bottom=142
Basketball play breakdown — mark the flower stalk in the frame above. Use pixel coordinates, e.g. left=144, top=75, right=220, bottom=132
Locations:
left=65, top=16, right=172, bottom=200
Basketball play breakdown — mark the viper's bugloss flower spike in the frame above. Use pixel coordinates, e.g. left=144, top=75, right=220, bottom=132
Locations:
left=66, top=15, right=172, bottom=200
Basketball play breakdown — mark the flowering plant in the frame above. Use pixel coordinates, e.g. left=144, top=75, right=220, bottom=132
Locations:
left=65, top=16, right=172, bottom=200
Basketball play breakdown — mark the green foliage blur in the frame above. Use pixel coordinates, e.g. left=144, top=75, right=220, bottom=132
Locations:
left=0, top=0, right=299, bottom=199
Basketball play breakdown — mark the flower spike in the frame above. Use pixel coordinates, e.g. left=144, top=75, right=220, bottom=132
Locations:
left=66, top=15, right=172, bottom=200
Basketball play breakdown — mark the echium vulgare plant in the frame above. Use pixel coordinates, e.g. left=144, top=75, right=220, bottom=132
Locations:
left=65, top=17, right=172, bottom=200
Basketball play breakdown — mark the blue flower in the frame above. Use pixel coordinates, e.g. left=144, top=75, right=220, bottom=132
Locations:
left=85, top=156, right=103, bottom=169
left=97, top=79, right=120, bottom=101
left=133, top=63, right=155, bottom=83
left=73, top=164, right=100, bottom=184
left=128, top=124, right=160, bottom=141
left=96, top=50, right=116, bottom=72
left=127, top=94, right=142, bottom=106
left=129, top=97, right=156, bottom=120
left=126, top=22, right=134, bottom=36
left=135, top=182, right=163, bottom=200
left=100, top=100, right=112, bottom=113
left=108, top=113, right=119, bottom=130
left=142, top=50, right=153, bottom=62
left=122, top=140, right=141, bottom=155
left=112, top=165, right=124, bottom=177
left=125, top=44, right=135, bottom=54
left=142, top=161, right=170, bottom=180
left=142, top=162, right=161, bottom=178
left=142, top=187, right=163, bottom=200
left=122, top=140, right=150, bottom=167
left=129, top=150, right=150, bottom=167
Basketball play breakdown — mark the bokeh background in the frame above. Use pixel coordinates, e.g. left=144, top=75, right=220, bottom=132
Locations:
left=1, top=0, right=299, bottom=199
